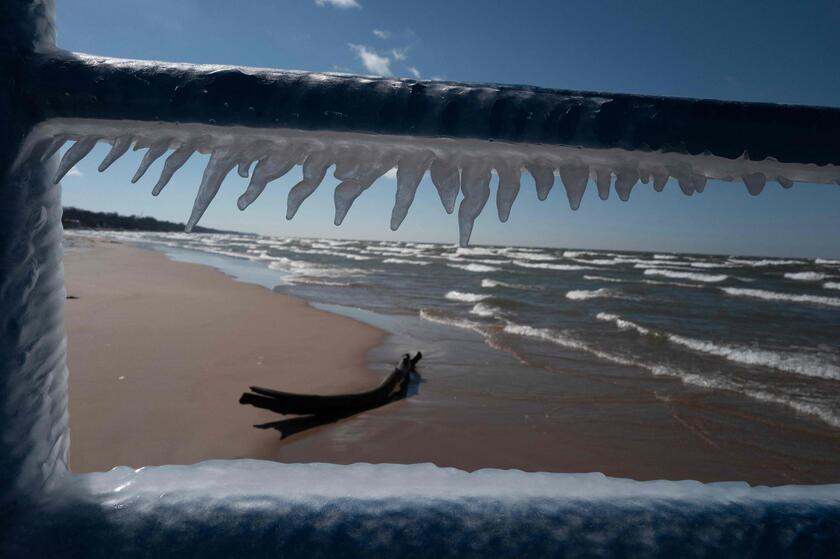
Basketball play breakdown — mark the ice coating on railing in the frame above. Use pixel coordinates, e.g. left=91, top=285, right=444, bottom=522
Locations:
left=17, top=117, right=840, bottom=246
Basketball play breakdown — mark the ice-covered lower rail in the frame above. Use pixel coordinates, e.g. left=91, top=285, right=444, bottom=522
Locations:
left=16, top=52, right=840, bottom=245
left=4, top=460, right=840, bottom=558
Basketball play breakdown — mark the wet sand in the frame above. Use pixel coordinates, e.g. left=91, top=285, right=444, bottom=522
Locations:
left=64, top=235, right=840, bottom=484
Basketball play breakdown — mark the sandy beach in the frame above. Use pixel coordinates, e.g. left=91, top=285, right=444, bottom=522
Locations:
left=64, top=236, right=386, bottom=472
left=64, top=235, right=840, bottom=485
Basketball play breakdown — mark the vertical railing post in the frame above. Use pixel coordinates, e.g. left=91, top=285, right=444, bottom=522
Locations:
left=0, top=0, right=68, bottom=506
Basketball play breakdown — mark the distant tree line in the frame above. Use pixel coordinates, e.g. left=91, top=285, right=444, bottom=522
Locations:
left=61, top=207, right=230, bottom=234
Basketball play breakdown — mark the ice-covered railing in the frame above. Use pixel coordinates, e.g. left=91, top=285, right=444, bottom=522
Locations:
left=15, top=52, right=840, bottom=245
left=3, top=2, right=840, bottom=557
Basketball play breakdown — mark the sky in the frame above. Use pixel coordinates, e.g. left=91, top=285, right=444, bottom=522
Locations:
left=54, top=0, right=840, bottom=258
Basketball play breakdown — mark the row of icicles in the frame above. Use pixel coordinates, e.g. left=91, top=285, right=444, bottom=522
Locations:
left=40, top=134, right=787, bottom=245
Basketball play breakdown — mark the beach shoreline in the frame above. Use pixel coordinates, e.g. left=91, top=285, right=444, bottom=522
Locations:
left=64, top=235, right=387, bottom=472
left=63, top=233, right=840, bottom=485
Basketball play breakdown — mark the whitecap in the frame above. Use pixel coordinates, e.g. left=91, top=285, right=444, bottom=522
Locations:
left=721, top=287, right=840, bottom=308
left=643, top=269, right=727, bottom=283
left=513, top=261, right=591, bottom=271
left=448, top=263, right=501, bottom=273
left=445, top=291, right=490, bottom=303
left=784, top=272, right=827, bottom=281
left=566, top=288, right=621, bottom=301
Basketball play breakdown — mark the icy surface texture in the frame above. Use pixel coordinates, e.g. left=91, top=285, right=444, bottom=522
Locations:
left=19, top=116, right=840, bottom=246
left=3, top=461, right=840, bottom=558
left=17, top=51, right=840, bottom=245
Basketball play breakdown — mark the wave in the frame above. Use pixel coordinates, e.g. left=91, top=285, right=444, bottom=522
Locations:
left=382, top=258, right=430, bottom=266
left=727, top=258, right=804, bottom=267
left=721, top=287, right=840, bottom=308
left=454, top=246, right=501, bottom=257
left=784, top=272, right=827, bottom=281
left=653, top=254, right=677, bottom=260
left=566, top=288, right=622, bottom=301
left=596, top=313, right=840, bottom=381
left=582, top=275, right=625, bottom=283
left=513, top=261, right=591, bottom=271
left=470, top=302, right=502, bottom=318
left=445, top=291, right=490, bottom=303
left=418, top=309, right=488, bottom=335
left=448, top=263, right=501, bottom=273
left=506, top=318, right=840, bottom=428
left=816, top=258, right=840, bottom=266
left=825, top=282, right=840, bottom=290
left=505, top=251, right=556, bottom=261
left=643, top=269, right=727, bottom=283
left=595, top=312, right=651, bottom=335
left=562, top=250, right=603, bottom=258
left=481, top=278, right=534, bottom=290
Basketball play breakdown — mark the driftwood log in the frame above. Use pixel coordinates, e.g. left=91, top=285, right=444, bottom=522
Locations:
left=239, top=352, right=421, bottom=419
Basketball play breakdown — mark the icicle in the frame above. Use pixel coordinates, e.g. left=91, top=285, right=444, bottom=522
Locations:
left=153, top=144, right=196, bottom=196
left=237, top=154, right=296, bottom=210
left=186, top=149, right=238, bottom=231
left=54, top=137, right=98, bottom=183
left=98, top=136, right=132, bottom=172
left=40, top=135, right=68, bottom=163
left=495, top=163, right=521, bottom=223
left=458, top=162, right=491, bottom=246
left=653, top=171, right=669, bottom=192
left=559, top=162, right=589, bottom=210
left=614, top=170, right=638, bottom=202
left=778, top=176, right=794, bottom=189
left=594, top=167, right=611, bottom=200
left=430, top=158, right=460, bottom=213
left=131, top=140, right=169, bottom=183
left=526, top=161, right=555, bottom=200
left=638, top=168, right=651, bottom=184
left=286, top=149, right=334, bottom=219
left=693, top=175, right=707, bottom=193
left=238, top=160, right=252, bottom=178
left=677, top=175, right=696, bottom=196
left=390, top=152, right=432, bottom=230
left=743, top=172, right=766, bottom=196
left=334, top=155, right=395, bottom=226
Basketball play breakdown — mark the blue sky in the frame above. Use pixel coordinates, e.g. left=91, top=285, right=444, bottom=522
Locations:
left=55, top=0, right=840, bottom=257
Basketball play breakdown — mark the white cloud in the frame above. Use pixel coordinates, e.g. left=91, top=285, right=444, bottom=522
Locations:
left=390, top=47, right=409, bottom=61
left=315, top=0, right=361, bottom=8
left=66, top=167, right=83, bottom=178
left=407, top=67, right=421, bottom=79
left=349, top=44, right=391, bottom=76
left=372, top=29, right=390, bottom=39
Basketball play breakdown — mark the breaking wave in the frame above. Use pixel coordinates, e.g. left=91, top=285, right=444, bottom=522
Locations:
left=728, top=258, right=804, bottom=267
left=418, top=309, right=488, bottom=336
left=514, top=261, right=591, bottom=271
left=643, top=269, right=727, bottom=283
left=784, top=272, right=827, bottom=281
left=721, top=287, right=840, bottom=308
left=445, top=291, right=490, bottom=303
left=383, top=258, right=430, bottom=266
left=816, top=258, right=840, bottom=265
left=447, top=263, right=502, bottom=273
left=470, top=302, right=502, bottom=318
left=596, top=313, right=840, bottom=381
left=825, top=282, right=840, bottom=290
left=481, top=278, right=534, bottom=290
left=566, top=288, right=622, bottom=301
